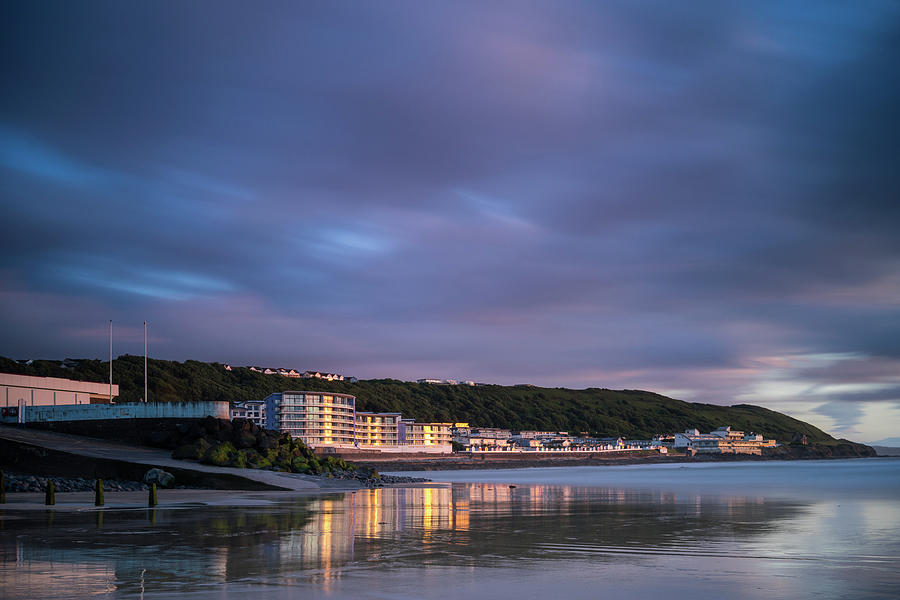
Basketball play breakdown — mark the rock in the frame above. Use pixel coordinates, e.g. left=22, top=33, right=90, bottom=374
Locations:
left=213, top=427, right=234, bottom=442
left=236, top=431, right=257, bottom=449
left=258, top=433, right=278, bottom=450
left=143, top=468, right=175, bottom=488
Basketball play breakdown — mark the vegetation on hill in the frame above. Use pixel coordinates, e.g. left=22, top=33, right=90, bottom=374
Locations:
left=1, top=355, right=837, bottom=443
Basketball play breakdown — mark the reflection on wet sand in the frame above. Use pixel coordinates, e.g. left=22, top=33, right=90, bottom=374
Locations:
left=0, top=483, right=807, bottom=599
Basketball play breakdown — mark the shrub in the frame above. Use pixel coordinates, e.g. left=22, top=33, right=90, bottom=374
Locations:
left=228, top=451, right=248, bottom=469
left=202, top=441, right=236, bottom=466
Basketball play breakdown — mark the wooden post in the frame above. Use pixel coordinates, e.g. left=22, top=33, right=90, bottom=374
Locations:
left=148, top=483, right=157, bottom=507
left=95, top=479, right=104, bottom=506
left=45, top=480, right=55, bottom=505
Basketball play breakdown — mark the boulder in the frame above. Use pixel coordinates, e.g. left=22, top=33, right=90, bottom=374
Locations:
left=172, top=438, right=210, bottom=460
left=213, top=427, right=234, bottom=442
left=143, top=468, right=175, bottom=488
left=236, top=431, right=257, bottom=449
left=257, top=431, right=278, bottom=450
left=232, top=418, right=252, bottom=433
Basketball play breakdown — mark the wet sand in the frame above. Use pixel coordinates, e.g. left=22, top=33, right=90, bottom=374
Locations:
left=0, top=481, right=445, bottom=512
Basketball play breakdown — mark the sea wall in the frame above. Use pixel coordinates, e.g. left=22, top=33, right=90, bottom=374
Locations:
left=1, top=401, right=229, bottom=424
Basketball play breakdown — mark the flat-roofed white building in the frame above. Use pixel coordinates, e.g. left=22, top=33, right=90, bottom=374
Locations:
left=230, top=400, right=266, bottom=426
left=674, top=427, right=777, bottom=454
left=1, top=373, right=119, bottom=409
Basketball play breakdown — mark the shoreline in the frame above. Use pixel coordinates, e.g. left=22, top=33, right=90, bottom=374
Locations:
left=350, top=450, right=874, bottom=471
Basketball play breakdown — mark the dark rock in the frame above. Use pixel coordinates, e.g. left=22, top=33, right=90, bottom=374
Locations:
left=258, top=433, right=278, bottom=450
left=213, top=427, right=234, bottom=442
left=232, top=418, right=252, bottom=433
left=236, top=431, right=257, bottom=449
left=143, top=468, right=175, bottom=488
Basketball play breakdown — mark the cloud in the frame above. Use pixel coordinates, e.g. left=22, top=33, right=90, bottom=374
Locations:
left=1, top=2, right=899, bottom=441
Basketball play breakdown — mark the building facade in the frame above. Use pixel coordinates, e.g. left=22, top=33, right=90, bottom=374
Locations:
left=399, top=420, right=453, bottom=446
left=1, top=373, right=119, bottom=410
left=355, top=412, right=401, bottom=446
left=674, top=426, right=776, bottom=454
left=230, top=400, right=266, bottom=426
left=263, top=391, right=356, bottom=447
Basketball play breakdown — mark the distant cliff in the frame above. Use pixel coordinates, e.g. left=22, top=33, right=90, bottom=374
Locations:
left=0, top=355, right=848, bottom=445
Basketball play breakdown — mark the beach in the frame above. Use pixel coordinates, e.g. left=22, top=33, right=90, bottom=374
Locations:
left=2, top=458, right=898, bottom=599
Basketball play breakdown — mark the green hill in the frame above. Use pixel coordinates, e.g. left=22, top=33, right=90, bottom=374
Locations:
left=0, top=355, right=835, bottom=444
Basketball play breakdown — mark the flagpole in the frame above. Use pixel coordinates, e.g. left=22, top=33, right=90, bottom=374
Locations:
left=109, top=320, right=113, bottom=403
left=144, top=321, right=148, bottom=403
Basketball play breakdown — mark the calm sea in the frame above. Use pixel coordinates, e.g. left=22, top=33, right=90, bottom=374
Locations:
left=2, top=458, right=898, bottom=599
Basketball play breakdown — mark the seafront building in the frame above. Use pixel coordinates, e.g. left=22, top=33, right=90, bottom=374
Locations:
left=258, top=390, right=774, bottom=456
left=399, top=420, right=453, bottom=446
left=263, top=391, right=357, bottom=446
left=1, top=373, right=119, bottom=409
left=355, top=412, right=401, bottom=446
left=674, top=427, right=776, bottom=454
left=230, top=400, right=266, bottom=426
left=261, top=391, right=452, bottom=452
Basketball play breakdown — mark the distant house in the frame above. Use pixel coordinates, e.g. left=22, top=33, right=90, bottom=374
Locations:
left=674, top=426, right=776, bottom=454
left=303, top=371, right=344, bottom=381
left=599, top=437, right=624, bottom=449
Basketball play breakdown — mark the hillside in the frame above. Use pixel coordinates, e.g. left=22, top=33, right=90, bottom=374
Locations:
left=1, top=356, right=838, bottom=444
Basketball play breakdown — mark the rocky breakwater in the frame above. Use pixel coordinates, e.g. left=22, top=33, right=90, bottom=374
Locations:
left=157, top=416, right=429, bottom=488
left=4, top=472, right=148, bottom=493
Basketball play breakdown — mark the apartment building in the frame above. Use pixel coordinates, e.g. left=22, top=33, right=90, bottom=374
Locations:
left=263, top=391, right=356, bottom=447
left=230, top=400, right=266, bottom=427
left=355, top=412, right=401, bottom=446
left=399, top=420, right=453, bottom=446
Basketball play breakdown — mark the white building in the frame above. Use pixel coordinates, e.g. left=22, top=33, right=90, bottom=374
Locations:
left=674, top=427, right=777, bottom=454
left=1, top=373, right=119, bottom=411
left=230, top=400, right=266, bottom=426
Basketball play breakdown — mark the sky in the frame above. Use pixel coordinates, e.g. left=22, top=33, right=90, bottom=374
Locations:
left=2, top=2, right=899, bottom=443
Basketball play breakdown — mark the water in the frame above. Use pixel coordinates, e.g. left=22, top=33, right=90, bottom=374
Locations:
left=1, top=459, right=898, bottom=599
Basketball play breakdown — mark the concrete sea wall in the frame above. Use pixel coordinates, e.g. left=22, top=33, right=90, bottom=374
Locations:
left=1, top=401, right=229, bottom=424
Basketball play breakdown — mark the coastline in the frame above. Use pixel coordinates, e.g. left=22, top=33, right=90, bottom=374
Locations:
left=350, top=447, right=875, bottom=472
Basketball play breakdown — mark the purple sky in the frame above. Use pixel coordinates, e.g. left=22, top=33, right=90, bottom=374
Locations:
left=2, top=2, right=899, bottom=442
